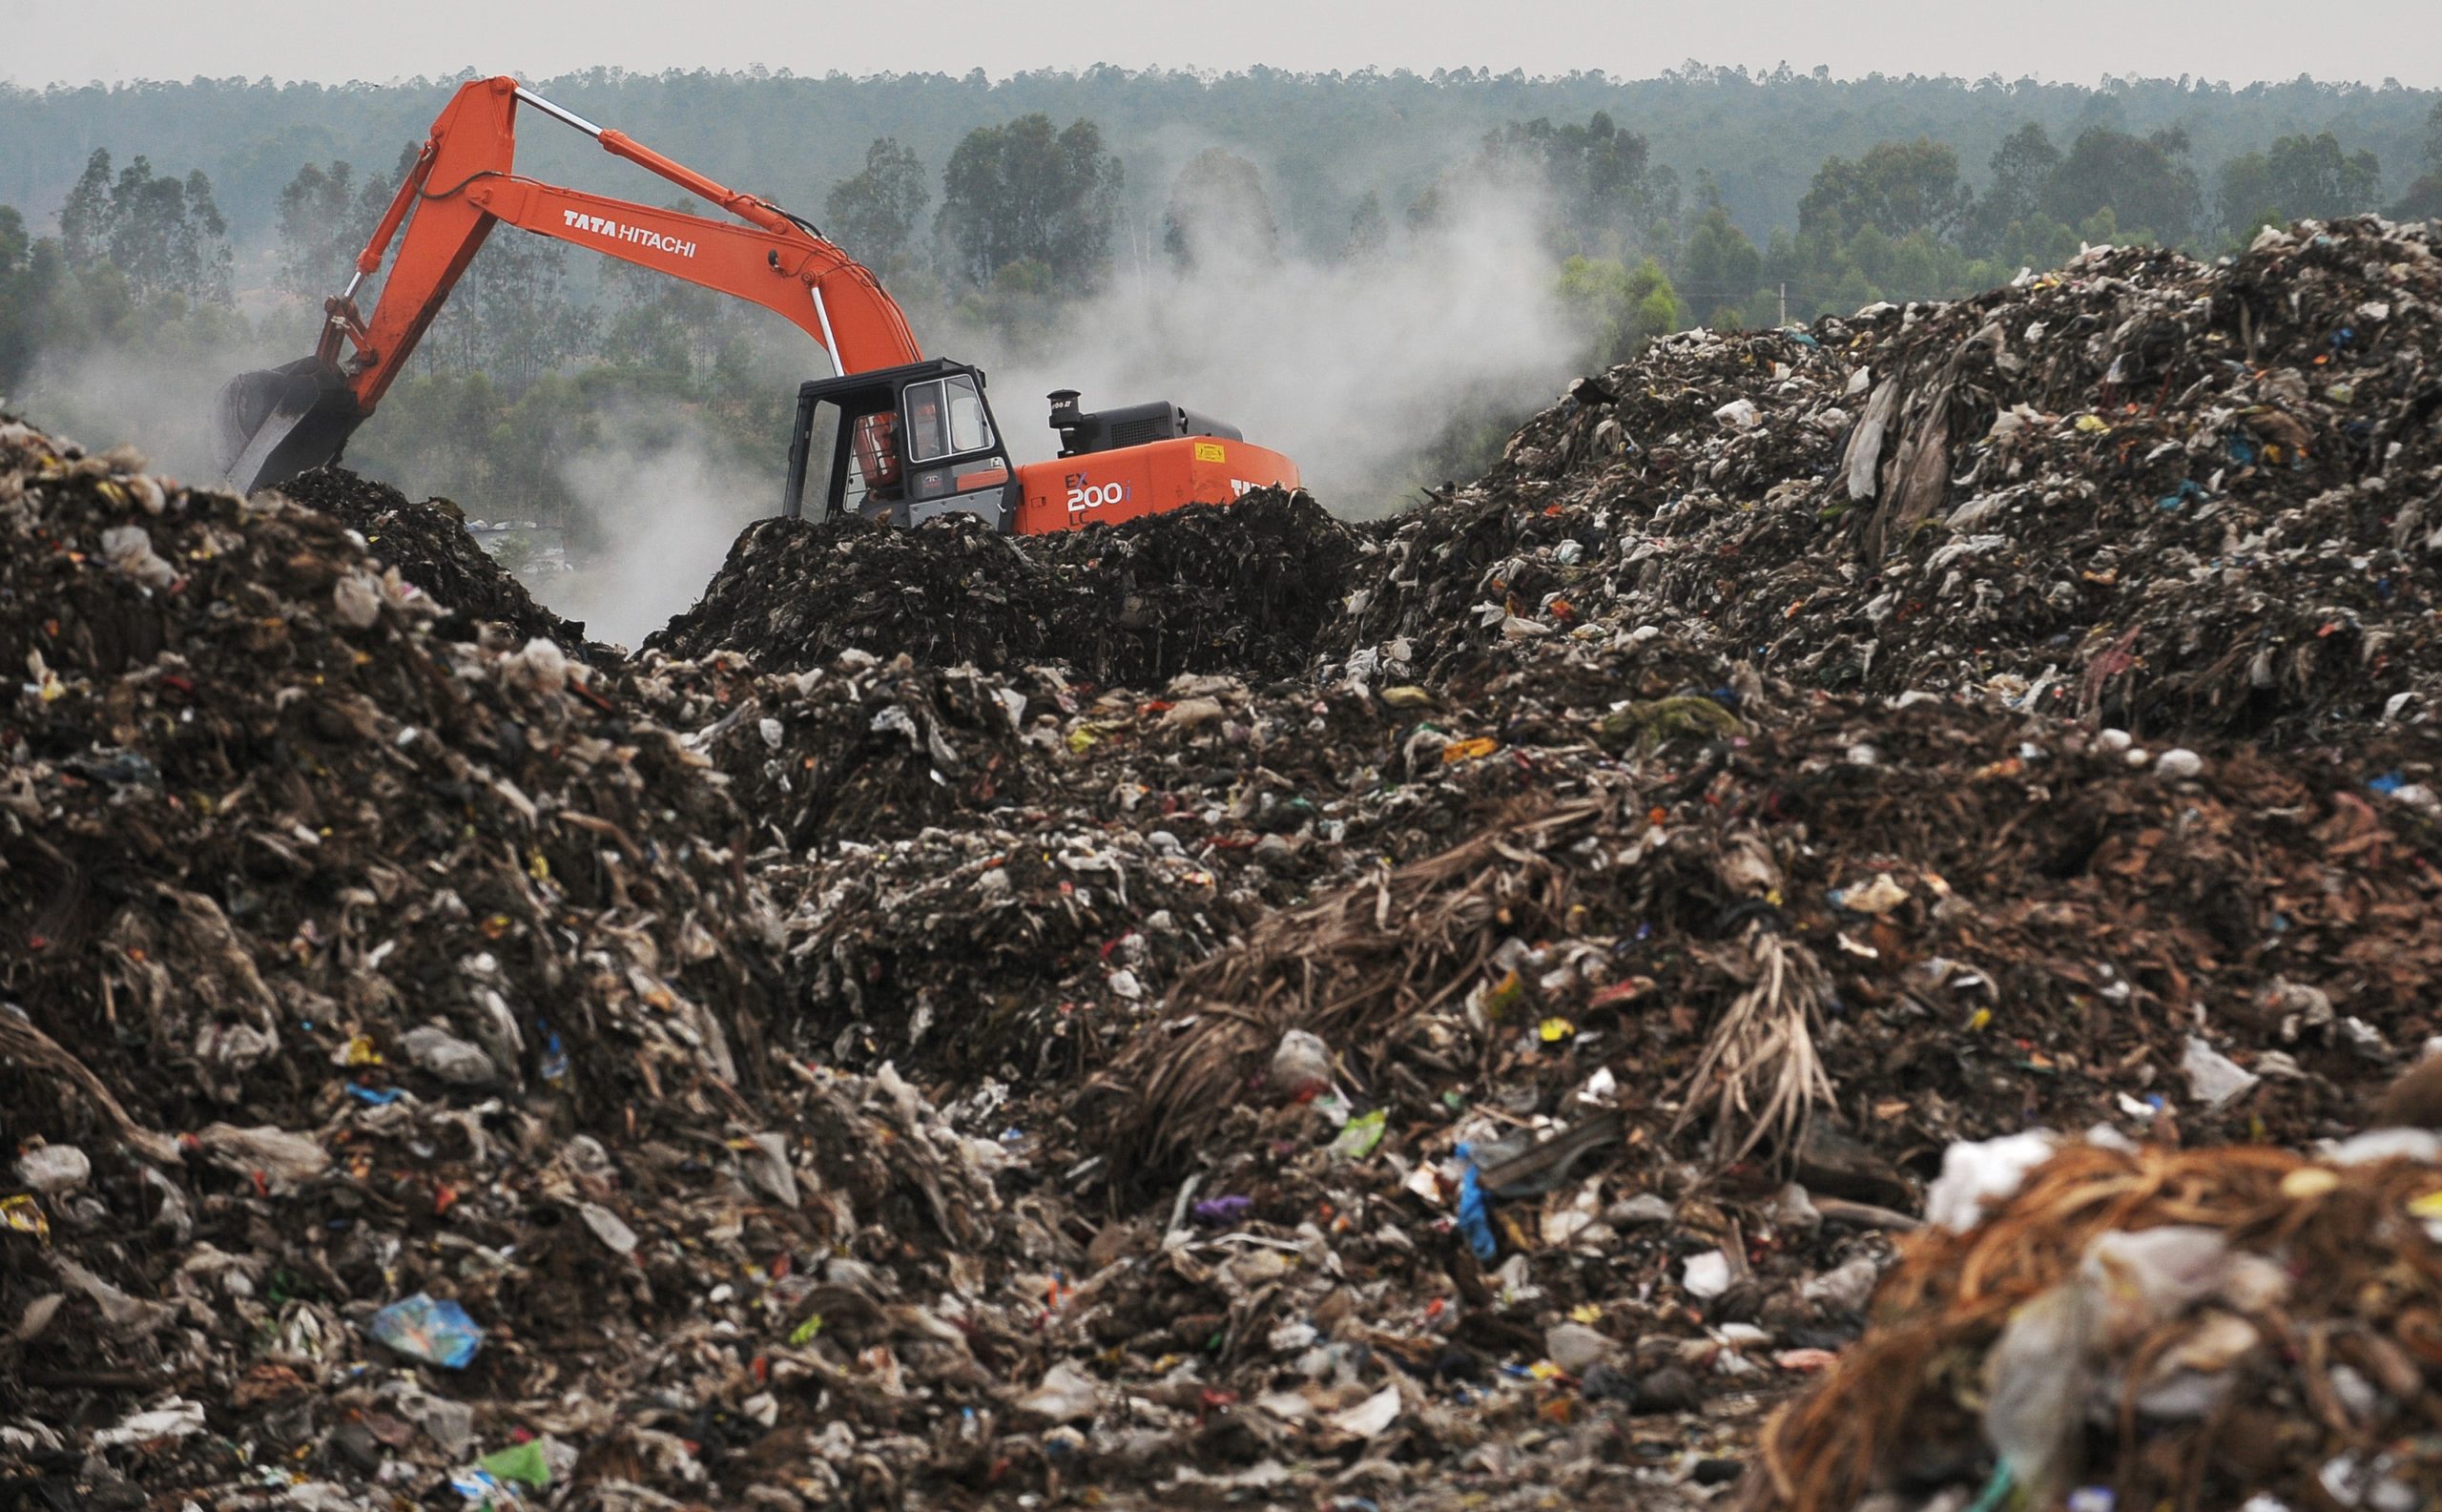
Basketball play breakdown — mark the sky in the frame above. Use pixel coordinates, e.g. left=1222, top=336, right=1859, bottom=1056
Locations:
left=4, top=0, right=2437, bottom=90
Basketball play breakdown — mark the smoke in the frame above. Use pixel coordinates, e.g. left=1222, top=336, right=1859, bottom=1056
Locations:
left=548, top=422, right=773, bottom=649
left=14, top=332, right=283, bottom=483
left=942, top=175, right=1578, bottom=514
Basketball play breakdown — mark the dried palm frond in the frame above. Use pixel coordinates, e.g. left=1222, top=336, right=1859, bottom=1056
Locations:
left=1670, top=922, right=1834, bottom=1167
left=1091, top=797, right=1609, bottom=1190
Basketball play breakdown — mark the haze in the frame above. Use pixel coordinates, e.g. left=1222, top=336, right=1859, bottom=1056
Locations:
left=6, top=0, right=2438, bottom=89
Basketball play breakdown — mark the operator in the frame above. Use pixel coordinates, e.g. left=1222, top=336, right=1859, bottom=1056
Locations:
left=856, top=411, right=904, bottom=520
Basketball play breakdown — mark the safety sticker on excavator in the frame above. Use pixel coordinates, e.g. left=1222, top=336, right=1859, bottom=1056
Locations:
left=1193, top=442, right=1227, bottom=463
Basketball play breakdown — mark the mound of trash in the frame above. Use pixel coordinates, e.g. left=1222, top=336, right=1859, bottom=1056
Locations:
left=0, top=427, right=777, bottom=1140
left=1341, top=217, right=2442, bottom=747
left=276, top=465, right=593, bottom=651
left=15, top=217, right=2442, bottom=1512
left=650, top=487, right=1364, bottom=688
left=1086, top=634, right=2442, bottom=1198
left=632, top=592, right=2442, bottom=1197
left=624, top=648, right=1053, bottom=852
left=1744, top=1136, right=2442, bottom=1512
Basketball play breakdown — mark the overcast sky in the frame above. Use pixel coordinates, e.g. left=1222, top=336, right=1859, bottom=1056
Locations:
left=3, top=0, right=2436, bottom=90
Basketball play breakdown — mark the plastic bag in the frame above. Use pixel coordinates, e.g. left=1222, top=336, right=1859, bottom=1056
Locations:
left=403, top=1025, right=499, bottom=1086
left=1454, top=1144, right=1498, bottom=1261
left=1926, top=1130, right=2059, bottom=1232
left=369, top=1294, right=483, bottom=1369
left=477, top=1440, right=552, bottom=1489
left=1682, top=1249, right=1732, bottom=1300
left=2081, top=1226, right=2230, bottom=1337
left=1330, top=1108, right=1387, bottom=1160
left=12, top=1145, right=90, bottom=1193
left=196, top=1123, right=331, bottom=1187
left=1982, top=1281, right=2100, bottom=1494
left=2181, top=1036, right=2259, bottom=1107
left=1269, top=1029, right=1333, bottom=1100
left=91, top=1398, right=206, bottom=1447
left=1016, top=1361, right=1100, bottom=1423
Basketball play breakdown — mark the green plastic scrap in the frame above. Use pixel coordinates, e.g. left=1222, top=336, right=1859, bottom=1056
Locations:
left=477, top=1440, right=550, bottom=1490
left=789, top=1312, right=824, bottom=1345
left=1331, top=1108, right=1388, bottom=1160
left=1593, top=694, right=1744, bottom=754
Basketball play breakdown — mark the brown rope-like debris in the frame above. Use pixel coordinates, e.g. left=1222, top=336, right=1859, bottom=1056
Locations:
left=1744, top=1143, right=2433, bottom=1512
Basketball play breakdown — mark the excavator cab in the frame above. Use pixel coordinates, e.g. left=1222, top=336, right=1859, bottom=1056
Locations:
left=783, top=359, right=1016, bottom=528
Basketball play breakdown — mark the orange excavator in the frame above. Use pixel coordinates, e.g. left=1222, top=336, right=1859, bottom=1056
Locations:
left=217, top=74, right=1299, bottom=533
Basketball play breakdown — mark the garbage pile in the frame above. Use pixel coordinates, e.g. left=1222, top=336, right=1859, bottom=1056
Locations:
left=622, top=646, right=1404, bottom=1080
left=0, top=420, right=1759, bottom=1512
left=650, top=487, right=1363, bottom=689
left=1340, top=217, right=2442, bottom=747
left=622, top=648, right=1053, bottom=851
left=600, top=615, right=2442, bottom=1502
left=0, top=421, right=858, bottom=1507
left=0, top=431, right=780, bottom=1139
left=1742, top=1135, right=2442, bottom=1512
left=1086, top=632, right=2442, bottom=1195
left=10, top=217, right=2442, bottom=1511
left=277, top=465, right=593, bottom=652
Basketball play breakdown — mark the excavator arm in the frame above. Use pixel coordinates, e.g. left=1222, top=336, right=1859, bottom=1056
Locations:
left=218, top=74, right=923, bottom=492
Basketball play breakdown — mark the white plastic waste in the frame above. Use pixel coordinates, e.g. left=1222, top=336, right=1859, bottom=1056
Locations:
left=1328, top=1384, right=1402, bottom=1438
left=91, top=1398, right=206, bottom=1447
left=1544, top=1321, right=1614, bottom=1373
left=1682, top=1249, right=1733, bottom=1299
left=1926, top=1130, right=2059, bottom=1232
left=1015, top=1360, right=1100, bottom=1423
left=1268, top=1029, right=1333, bottom=1099
left=2182, top=1036, right=2260, bottom=1108
left=579, top=1201, right=639, bottom=1256
left=12, top=1144, right=90, bottom=1193
left=403, top=1025, right=499, bottom=1085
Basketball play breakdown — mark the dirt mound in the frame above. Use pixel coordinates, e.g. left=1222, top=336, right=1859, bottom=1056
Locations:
left=1338, top=218, right=2442, bottom=747
left=276, top=465, right=594, bottom=651
left=649, top=487, right=1365, bottom=689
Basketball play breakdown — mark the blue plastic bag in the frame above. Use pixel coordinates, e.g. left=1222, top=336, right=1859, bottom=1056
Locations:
left=1454, top=1144, right=1498, bottom=1262
left=369, top=1294, right=482, bottom=1369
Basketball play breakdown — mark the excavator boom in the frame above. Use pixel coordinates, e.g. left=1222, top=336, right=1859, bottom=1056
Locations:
left=217, top=75, right=921, bottom=492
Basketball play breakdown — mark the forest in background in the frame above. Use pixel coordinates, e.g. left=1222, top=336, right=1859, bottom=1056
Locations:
left=0, top=64, right=2437, bottom=550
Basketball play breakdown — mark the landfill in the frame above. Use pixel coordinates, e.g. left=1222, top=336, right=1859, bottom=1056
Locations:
left=3, top=215, right=2440, bottom=1510
left=1341, top=217, right=2442, bottom=748
left=648, top=487, right=1361, bottom=689
left=278, top=465, right=600, bottom=654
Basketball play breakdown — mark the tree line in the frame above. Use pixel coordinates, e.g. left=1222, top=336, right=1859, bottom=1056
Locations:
left=5, top=66, right=2434, bottom=259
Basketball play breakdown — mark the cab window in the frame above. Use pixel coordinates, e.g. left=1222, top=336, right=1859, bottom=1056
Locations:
left=902, top=375, right=995, bottom=464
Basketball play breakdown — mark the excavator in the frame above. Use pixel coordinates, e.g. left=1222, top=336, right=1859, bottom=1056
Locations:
left=216, top=74, right=1299, bottom=533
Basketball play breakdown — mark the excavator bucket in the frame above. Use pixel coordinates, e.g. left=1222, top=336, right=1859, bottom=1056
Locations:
left=215, top=357, right=366, bottom=495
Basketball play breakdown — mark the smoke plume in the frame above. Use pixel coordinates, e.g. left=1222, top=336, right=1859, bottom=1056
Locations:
left=549, top=422, right=774, bottom=648
left=942, top=175, right=1577, bottom=514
